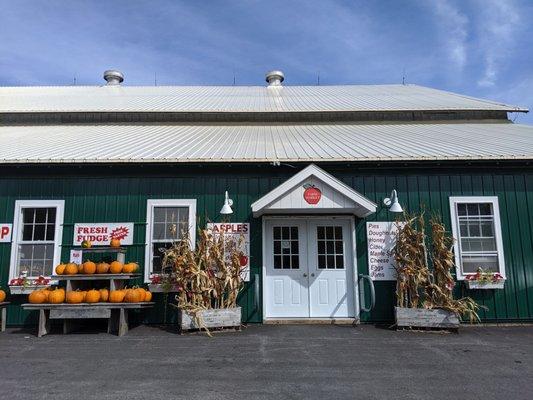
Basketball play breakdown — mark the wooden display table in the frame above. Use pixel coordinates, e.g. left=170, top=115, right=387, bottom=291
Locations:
left=22, top=302, right=154, bottom=337
left=51, top=273, right=141, bottom=291
left=0, top=302, right=9, bottom=332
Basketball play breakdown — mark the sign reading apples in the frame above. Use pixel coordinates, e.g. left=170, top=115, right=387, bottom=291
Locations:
left=207, top=222, right=250, bottom=281
left=303, top=183, right=322, bottom=204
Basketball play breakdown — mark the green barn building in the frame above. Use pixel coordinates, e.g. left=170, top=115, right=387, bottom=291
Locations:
left=1, top=70, right=532, bottom=327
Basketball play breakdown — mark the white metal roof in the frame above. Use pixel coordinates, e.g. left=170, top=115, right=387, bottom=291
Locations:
left=0, top=121, right=532, bottom=163
left=0, top=84, right=526, bottom=113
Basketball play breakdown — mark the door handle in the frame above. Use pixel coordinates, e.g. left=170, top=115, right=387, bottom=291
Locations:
left=303, top=273, right=308, bottom=277
left=310, top=273, right=315, bottom=277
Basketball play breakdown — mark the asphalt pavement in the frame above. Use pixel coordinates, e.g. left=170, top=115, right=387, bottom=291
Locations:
left=0, top=323, right=532, bottom=400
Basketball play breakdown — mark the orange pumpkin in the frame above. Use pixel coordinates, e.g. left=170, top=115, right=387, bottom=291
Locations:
left=49, top=288, right=65, bottom=304
left=99, top=288, right=109, bottom=302
left=109, top=290, right=125, bottom=303
left=0, top=289, right=6, bottom=302
left=55, top=264, right=66, bottom=275
left=41, top=289, right=50, bottom=303
left=110, top=238, right=121, bottom=248
left=29, top=290, right=47, bottom=304
left=135, top=288, right=146, bottom=302
left=85, top=289, right=100, bottom=303
left=65, top=263, right=78, bottom=275
left=82, top=260, right=97, bottom=274
left=122, top=263, right=137, bottom=274
left=66, top=290, right=84, bottom=304
left=144, top=291, right=152, bottom=302
left=78, top=264, right=84, bottom=274
left=109, top=261, right=123, bottom=274
left=96, top=262, right=110, bottom=274
left=125, top=288, right=142, bottom=303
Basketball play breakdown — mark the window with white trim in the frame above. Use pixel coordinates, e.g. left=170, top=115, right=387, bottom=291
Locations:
left=449, top=196, right=505, bottom=279
left=145, top=199, right=196, bottom=282
left=10, top=200, right=64, bottom=279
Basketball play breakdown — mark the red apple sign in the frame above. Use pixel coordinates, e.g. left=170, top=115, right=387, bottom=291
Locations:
left=303, top=184, right=322, bottom=204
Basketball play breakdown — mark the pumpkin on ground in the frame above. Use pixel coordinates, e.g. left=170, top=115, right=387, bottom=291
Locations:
left=122, top=263, right=137, bottom=274
left=65, top=263, right=78, bottom=275
left=99, top=288, right=109, bottom=302
left=55, top=264, right=66, bottom=275
left=85, top=289, right=100, bottom=303
left=96, top=262, right=110, bottom=274
left=110, top=238, right=121, bottom=248
left=0, top=289, right=6, bottom=302
left=144, top=290, right=152, bottom=302
left=82, top=260, right=97, bottom=274
left=66, top=290, right=84, bottom=304
left=125, top=288, right=142, bottom=303
left=49, top=288, right=65, bottom=304
left=109, top=261, right=123, bottom=274
left=109, top=290, right=125, bottom=303
left=29, top=290, right=47, bottom=304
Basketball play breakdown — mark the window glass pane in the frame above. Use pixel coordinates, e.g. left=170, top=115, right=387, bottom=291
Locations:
left=281, top=227, right=290, bottom=240
left=459, top=221, right=468, bottom=236
left=327, top=255, right=335, bottom=268
left=273, top=227, right=281, bottom=240
left=22, top=224, right=33, bottom=241
left=290, top=227, right=298, bottom=239
left=457, top=204, right=467, bottom=216
left=317, top=240, right=325, bottom=254
left=325, top=226, right=334, bottom=239
left=462, top=255, right=499, bottom=273
left=152, top=242, right=173, bottom=273
left=326, top=240, right=334, bottom=253
left=480, top=221, right=494, bottom=237
left=17, top=244, right=53, bottom=277
left=153, top=208, right=165, bottom=222
left=291, top=240, right=298, bottom=253
left=23, top=209, right=35, bottom=223
left=152, top=223, right=166, bottom=241
left=478, top=203, right=492, bottom=215
left=47, top=208, right=56, bottom=223
left=46, top=224, right=55, bottom=241
left=335, top=240, right=343, bottom=253
left=273, top=226, right=299, bottom=269
left=317, top=227, right=325, bottom=239
left=316, top=226, right=344, bottom=269
left=467, top=204, right=479, bottom=216
left=274, top=255, right=282, bottom=269
left=273, top=241, right=281, bottom=254
left=336, top=255, right=344, bottom=269
left=318, top=255, right=326, bottom=269
left=34, top=208, right=48, bottom=224
left=291, top=255, right=299, bottom=269
left=469, top=223, right=480, bottom=237
left=334, top=226, right=342, bottom=239
left=282, top=255, right=291, bottom=269
left=33, top=224, right=46, bottom=241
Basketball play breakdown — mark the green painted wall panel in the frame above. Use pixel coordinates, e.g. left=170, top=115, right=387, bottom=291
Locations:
left=0, top=163, right=532, bottom=326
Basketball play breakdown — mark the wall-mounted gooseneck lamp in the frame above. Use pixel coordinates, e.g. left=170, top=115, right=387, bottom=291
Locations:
left=383, top=189, right=403, bottom=213
left=219, top=191, right=234, bottom=215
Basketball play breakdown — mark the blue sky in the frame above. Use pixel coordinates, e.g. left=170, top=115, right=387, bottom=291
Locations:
left=1, top=0, right=532, bottom=123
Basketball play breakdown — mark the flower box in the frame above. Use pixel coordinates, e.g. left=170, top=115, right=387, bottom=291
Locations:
left=9, top=285, right=50, bottom=295
left=177, top=307, right=241, bottom=332
left=466, top=280, right=505, bottom=290
left=148, top=283, right=180, bottom=293
left=395, top=307, right=460, bottom=329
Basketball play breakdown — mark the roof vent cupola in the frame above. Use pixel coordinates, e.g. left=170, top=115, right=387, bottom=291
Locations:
left=103, top=70, right=124, bottom=85
left=265, top=70, right=284, bottom=87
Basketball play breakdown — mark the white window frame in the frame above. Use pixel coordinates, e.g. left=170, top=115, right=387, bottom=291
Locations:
left=9, top=200, right=65, bottom=280
left=144, top=199, right=197, bottom=283
left=449, top=196, right=506, bottom=280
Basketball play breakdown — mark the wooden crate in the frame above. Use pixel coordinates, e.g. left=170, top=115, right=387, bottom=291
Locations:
left=178, top=307, right=241, bottom=331
left=395, top=307, right=460, bottom=329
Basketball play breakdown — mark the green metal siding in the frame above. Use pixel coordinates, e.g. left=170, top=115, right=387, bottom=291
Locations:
left=0, top=163, right=532, bottom=326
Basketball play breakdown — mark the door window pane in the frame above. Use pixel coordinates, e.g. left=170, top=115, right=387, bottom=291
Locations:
left=273, top=226, right=299, bottom=269
left=317, top=225, right=344, bottom=269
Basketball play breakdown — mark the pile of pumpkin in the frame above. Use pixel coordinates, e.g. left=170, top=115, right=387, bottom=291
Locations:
left=55, top=260, right=139, bottom=275
left=28, top=287, right=152, bottom=304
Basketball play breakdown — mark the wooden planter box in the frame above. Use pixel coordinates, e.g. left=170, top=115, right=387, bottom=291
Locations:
left=466, top=280, right=505, bottom=290
left=9, top=285, right=49, bottom=295
left=177, top=307, right=241, bottom=332
left=395, top=307, right=460, bottom=329
left=148, top=284, right=180, bottom=293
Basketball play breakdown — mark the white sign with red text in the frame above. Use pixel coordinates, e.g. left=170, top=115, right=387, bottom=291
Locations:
left=366, top=221, right=403, bottom=281
left=73, top=223, right=134, bottom=246
left=70, top=249, right=83, bottom=264
left=207, top=223, right=250, bottom=281
left=0, top=224, right=12, bottom=243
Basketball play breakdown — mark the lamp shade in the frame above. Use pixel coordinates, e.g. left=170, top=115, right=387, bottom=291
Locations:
left=220, top=191, right=234, bottom=215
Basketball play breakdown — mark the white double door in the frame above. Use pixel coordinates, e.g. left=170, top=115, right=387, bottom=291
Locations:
left=264, top=218, right=356, bottom=319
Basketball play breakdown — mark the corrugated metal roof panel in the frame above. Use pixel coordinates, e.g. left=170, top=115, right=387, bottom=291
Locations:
left=0, top=122, right=532, bottom=163
left=0, top=84, right=526, bottom=113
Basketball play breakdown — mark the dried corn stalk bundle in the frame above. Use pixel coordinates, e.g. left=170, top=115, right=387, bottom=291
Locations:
left=393, top=213, right=430, bottom=308
left=425, top=217, right=481, bottom=323
left=162, top=228, right=245, bottom=332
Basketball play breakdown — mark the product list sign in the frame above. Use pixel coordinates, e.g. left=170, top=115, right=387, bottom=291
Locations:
left=73, top=223, right=134, bottom=246
left=366, top=221, right=401, bottom=281
left=207, top=223, right=250, bottom=282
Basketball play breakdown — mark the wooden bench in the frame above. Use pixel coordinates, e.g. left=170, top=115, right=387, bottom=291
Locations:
left=22, top=302, right=154, bottom=337
left=0, top=302, right=9, bottom=332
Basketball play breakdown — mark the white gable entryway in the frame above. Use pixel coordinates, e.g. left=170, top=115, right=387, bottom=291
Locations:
left=252, top=164, right=377, bottom=321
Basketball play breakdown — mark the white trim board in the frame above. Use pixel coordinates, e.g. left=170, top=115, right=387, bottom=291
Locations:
left=251, top=164, right=377, bottom=217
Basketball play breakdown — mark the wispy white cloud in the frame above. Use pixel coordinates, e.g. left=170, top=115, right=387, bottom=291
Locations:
left=476, top=0, right=520, bottom=87
left=429, top=0, right=469, bottom=70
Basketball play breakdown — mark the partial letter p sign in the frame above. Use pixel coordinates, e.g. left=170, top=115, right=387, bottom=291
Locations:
left=0, top=224, right=12, bottom=243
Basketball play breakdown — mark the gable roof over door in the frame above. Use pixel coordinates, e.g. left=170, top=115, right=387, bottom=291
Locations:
left=251, top=164, right=377, bottom=218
